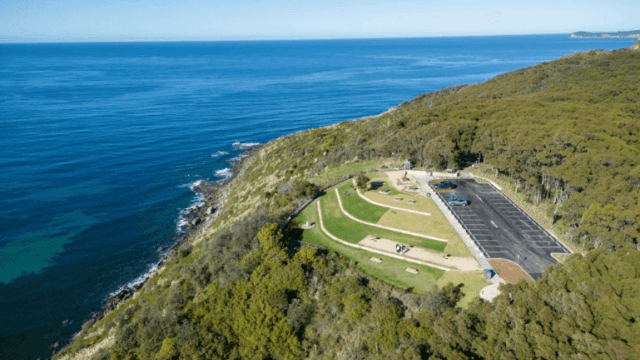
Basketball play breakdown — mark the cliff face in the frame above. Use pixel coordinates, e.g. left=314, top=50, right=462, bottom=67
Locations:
left=631, top=40, right=640, bottom=51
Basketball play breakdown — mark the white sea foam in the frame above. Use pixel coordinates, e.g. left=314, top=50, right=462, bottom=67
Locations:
left=175, top=193, right=205, bottom=232
left=229, top=153, right=248, bottom=162
left=178, top=179, right=204, bottom=190
left=125, top=262, right=159, bottom=289
left=211, top=150, right=229, bottom=158
left=189, top=180, right=204, bottom=191
left=108, top=260, right=161, bottom=296
left=214, top=168, right=233, bottom=179
left=110, top=147, right=248, bottom=297
left=232, top=141, right=261, bottom=150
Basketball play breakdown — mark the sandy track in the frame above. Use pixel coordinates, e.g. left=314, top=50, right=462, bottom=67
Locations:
left=358, top=236, right=482, bottom=272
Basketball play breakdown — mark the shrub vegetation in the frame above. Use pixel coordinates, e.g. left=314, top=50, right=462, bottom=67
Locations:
left=55, top=46, right=640, bottom=359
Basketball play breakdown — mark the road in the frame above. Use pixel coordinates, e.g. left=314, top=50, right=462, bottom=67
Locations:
left=436, top=180, right=569, bottom=279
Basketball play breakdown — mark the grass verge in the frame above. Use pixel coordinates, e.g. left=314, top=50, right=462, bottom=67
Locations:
left=319, top=189, right=446, bottom=252
left=438, top=271, right=491, bottom=309
left=436, top=271, right=489, bottom=309
left=296, top=200, right=444, bottom=293
left=337, top=182, right=388, bottom=223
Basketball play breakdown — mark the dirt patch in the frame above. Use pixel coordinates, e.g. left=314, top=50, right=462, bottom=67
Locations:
left=359, top=235, right=481, bottom=272
left=386, top=170, right=414, bottom=188
left=301, top=221, right=316, bottom=229
left=488, top=259, right=534, bottom=284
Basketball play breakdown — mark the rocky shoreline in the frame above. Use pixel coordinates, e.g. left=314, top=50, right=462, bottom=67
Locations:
left=72, top=144, right=262, bottom=344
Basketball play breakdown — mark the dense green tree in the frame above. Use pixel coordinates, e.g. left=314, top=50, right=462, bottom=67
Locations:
left=356, top=171, right=370, bottom=189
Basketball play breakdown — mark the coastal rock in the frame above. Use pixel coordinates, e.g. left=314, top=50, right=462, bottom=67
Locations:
left=68, top=147, right=258, bottom=354
left=631, top=40, right=640, bottom=51
left=103, top=287, right=133, bottom=312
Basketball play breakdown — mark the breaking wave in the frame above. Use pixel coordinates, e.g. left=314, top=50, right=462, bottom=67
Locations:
left=211, top=150, right=229, bottom=158
left=232, top=141, right=261, bottom=150
left=214, top=168, right=233, bottom=179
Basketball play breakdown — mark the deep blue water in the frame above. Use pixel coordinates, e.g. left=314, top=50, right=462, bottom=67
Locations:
left=0, top=35, right=634, bottom=359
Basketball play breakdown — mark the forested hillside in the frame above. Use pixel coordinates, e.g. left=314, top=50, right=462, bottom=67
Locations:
left=245, top=47, right=640, bottom=251
left=55, top=46, right=640, bottom=359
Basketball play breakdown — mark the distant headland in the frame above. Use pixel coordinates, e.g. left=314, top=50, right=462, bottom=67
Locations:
left=570, top=30, right=640, bottom=39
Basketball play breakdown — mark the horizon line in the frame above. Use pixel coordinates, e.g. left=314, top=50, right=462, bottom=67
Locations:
left=0, top=32, right=580, bottom=44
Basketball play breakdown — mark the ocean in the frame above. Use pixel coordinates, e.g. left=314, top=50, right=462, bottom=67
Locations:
left=0, top=35, right=634, bottom=359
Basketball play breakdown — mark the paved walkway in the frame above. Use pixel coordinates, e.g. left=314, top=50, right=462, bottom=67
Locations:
left=316, top=201, right=454, bottom=271
left=336, top=189, right=448, bottom=242
left=352, top=179, right=432, bottom=216
left=480, top=283, right=502, bottom=303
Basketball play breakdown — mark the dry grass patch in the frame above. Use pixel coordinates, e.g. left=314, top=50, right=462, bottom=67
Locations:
left=56, top=332, right=115, bottom=360
left=442, top=236, right=473, bottom=258
left=364, top=191, right=438, bottom=214
left=376, top=210, right=450, bottom=239
left=437, top=271, right=489, bottom=309
left=375, top=209, right=472, bottom=257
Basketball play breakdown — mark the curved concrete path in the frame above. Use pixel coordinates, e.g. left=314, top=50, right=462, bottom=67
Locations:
left=352, top=179, right=432, bottom=216
left=316, top=201, right=454, bottom=271
left=335, top=189, right=448, bottom=243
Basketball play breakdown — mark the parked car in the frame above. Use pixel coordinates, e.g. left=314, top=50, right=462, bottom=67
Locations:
left=434, top=181, right=454, bottom=189
left=446, top=197, right=469, bottom=206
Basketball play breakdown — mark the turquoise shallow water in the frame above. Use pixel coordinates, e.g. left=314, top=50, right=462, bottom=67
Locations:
left=0, top=35, right=634, bottom=358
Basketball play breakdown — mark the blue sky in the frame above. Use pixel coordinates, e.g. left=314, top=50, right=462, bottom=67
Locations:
left=0, top=0, right=637, bottom=42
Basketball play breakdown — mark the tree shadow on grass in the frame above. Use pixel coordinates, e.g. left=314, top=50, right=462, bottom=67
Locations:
left=284, top=219, right=327, bottom=257
left=369, top=181, right=385, bottom=190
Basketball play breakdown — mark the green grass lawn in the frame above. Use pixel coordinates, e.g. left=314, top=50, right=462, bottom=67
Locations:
left=319, top=188, right=447, bottom=252
left=296, top=200, right=444, bottom=293
left=336, top=181, right=470, bottom=256
left=336, top=182, right=388, bottom=223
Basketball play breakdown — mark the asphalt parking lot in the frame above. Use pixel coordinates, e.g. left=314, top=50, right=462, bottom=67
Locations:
left=434, top=180, right=570, bottom=279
